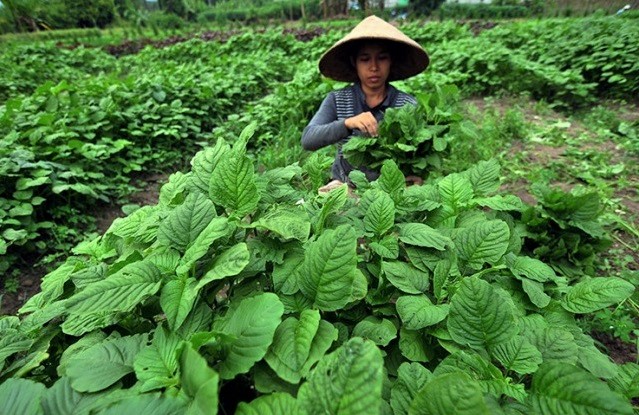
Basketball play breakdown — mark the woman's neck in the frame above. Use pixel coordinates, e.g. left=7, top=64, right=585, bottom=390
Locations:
left=362, top=84, right=387, bottom=108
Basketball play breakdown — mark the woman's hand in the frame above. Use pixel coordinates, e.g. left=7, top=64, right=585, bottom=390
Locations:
left=345, top=112, right=379, bottom=137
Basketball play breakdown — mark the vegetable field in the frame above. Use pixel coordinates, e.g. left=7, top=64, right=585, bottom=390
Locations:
left=1, top=15, right=638, bottom=415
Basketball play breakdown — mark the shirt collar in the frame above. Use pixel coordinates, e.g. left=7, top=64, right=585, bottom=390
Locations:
left=354, top=82, right=398, bottom=111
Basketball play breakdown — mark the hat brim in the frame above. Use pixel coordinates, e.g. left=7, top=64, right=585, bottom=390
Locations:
left=319, top=16, right=429, bottom=82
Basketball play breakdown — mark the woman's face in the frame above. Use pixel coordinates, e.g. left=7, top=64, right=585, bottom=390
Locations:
left=354, top=43, right=391, bottom=91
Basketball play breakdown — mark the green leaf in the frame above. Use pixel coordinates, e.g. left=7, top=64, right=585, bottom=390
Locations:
left=265, top=310, right=327, bottom=384
left=490, top=336, right=542, bottom=375
left=190, top=139, right=232, bottom=194
left=209, top=151, right=259, bottom=218
left=253, top=208, right=311, bottom=241
left=66, top=334, right=148, bottom=393
left=505, top=254, right=557, bottom=283
left=397, top=223, right=451, bottom=251
left=561, top=277, right=635, bottom=314
left=382, top=261, right=429, bottom=294
left=236, top=393, right=300, bottom=415
left=530, top=362, right=633, bottom=415
left=472, top=194, right=525, bottom=212
left=176, top=217, right=231, bottom=276
left=0, top=378, right=46, bottom=415
left=390, top=362, right=432, bottom=415
left=157, top=192, right=216, bottom=251
left=527, top=327, right=578, bottom=365
left=180, top=345, right=219, bottom=415
left=409, top=372, right=491, bottom=415
left=378, top=160, right=405, bottom=200
left=448, top=277, right=517, bottom=350
left=42, top=377, right=101, bottom=415
left=197, top=242, right=250, bottom=289
left=96, top=394, right=187, bottom=415
left=522, top=279, right=551, bottom=308
left=65, top=261, right=162, bottom=315
left=399, top=328, right=430, bottom=362
left=299, top=225, right=358, bottom=311
left=438, top=173, right=473, bottom=213
left=161, top=277, right=198, bottom=331
left=466, top=159, right=500, bottom=197
left=214, top=293, right=284, bottom=379
left=134, top=327, right=182, bottom=392
left=298, top=337, right=384, bottom=415
left=369, top=235, right=399, bottom=259
left=454, top=220, right=510, bottom=269
left=396, top=296, right=449, bottom=330
left=364, top=190, right=395, bottom=236
left=315, top=185, right=348, bottom=233
left=609, top=363, right=639, bottom=399
left=352, top=316, right=398, bottom=346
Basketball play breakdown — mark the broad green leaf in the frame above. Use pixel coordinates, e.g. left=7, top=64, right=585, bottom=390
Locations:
left=42, top=377, right=101, bottom=415
left=472, top=195, right=525, bottom=212
left=180, top=345, right=219, bottom=415
left=448, top=277, right=517, bottom=350
left=438, top=173, right=473, bottom=213
left=20, top=261, right=78, bottom=312
left=301, top=320, right=340, bottom=376
left=609, top=363, right=639, bottom=399
left=299, top=225, right=358, bottom=311
left=65, top=261, right=162, bottom=315
left=378, top=160, right=405, bottom=200
left=561, top=277, right=635, bottom=314
left=253, top=208, right=311, bottom=241
left=66, top=334, right=148, bottom=393
left=382, top=261, right=429, bottom=294
left=0, top=332, right=33, bottom=365
left=396, top=296, right=449, bottom=330
left=236, top=392, right=300, bottom=415
left=526, top=327, right=578, bottom=365
left=369, top=235, right=399, bottom=259
left=390, top=362, right=432, bottom=415
left=272, top=250, right=304, bottom=295
left=197, top=243, right=250, bottom=289
left=455, top=220, right=510, bottom=269
left=61, top=311, right=120, bottom=337
left=466, top=159, right=500, bottom=196
left=159, top=172, right=189, bottom=207
left=530, top=362, right=633, bottom=415
left=352, top=317, right=397, bottom=346
left=490, top=336, right=542, bottom=375
left=0, top=378, right=46, bottom=415
left=433, top=258, right=452, bottom=302
left=521, top=278, right=552, bottom=308
left=505, top=254, right=557, bottom=283
left=315, top=185, right=348, bottom=233
left=574, top=332, right=618, bottom=379
left=397, top=223, right=451, bottom=251
left=96, top=394, right=187, bottom=415
left=161, top=277, right=198, bottom=331
left=190, top=139, right=231, bottom=194
left=176, top=217, right=231, bottom=276
left=134, top=327, right=182, bottom=392
left=214, top=293, right=284, bottom=379
left=157, top=192, right=216, bottom=251
left=265, top=310, right=324, bottom=384
left=298, top=337, right=384, bottom=415
left=399, top=328, right=430, bottom=362
left=409, top=372, right=490, bottom=415
left=364, top=190, right=395, bottom=236
left=209, top=152, right=259, bottom=218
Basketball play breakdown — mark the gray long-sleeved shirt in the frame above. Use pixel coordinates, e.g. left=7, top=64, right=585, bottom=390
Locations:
left=301, top=83, right=417, bottom=182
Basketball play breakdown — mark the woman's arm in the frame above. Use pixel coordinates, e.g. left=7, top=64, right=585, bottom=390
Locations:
left=301, top=93, right=350, bottom=151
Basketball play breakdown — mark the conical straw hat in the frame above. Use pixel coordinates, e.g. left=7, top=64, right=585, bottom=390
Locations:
left=319, top=15, right=429, bottom=82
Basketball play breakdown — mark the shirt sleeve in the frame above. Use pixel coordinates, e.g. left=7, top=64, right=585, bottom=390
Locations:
left=301, top=93, right=350, bottom=151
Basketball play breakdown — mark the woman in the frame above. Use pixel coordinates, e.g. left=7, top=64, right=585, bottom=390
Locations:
left=301, top=15, right=429, bottom=192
